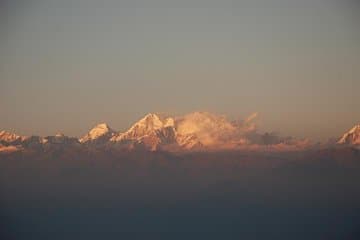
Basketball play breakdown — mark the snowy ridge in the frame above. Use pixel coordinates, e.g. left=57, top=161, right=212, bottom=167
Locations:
left=110, top=113, right=178, bottom=151
left=0, top=112, right=322, bottom=153
left=80, top=123, right=115, bottom=143
left=111, top=114, right=175, bottom=142
left=0, top=130, right=25, bottom=143
left=337, top=124, right=360, bottom=145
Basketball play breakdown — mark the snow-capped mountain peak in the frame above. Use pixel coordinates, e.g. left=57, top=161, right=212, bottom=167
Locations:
left=0, top=130, right=24, bottom=143
left=338, top=124, right=360, bottom=145
left=80, top=123, right=115, bottom=143
left=88, top=123, right=114, bottom=137
left=111, top=113, right=175, bottom=142
left=129, top=113, right=165, bottom=132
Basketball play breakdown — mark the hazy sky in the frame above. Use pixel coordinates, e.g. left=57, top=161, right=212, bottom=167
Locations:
left=1, top=0, right=359, bottom=141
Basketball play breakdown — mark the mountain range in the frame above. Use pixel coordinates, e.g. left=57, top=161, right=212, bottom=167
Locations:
left=0, top=112, right=358, bottom=153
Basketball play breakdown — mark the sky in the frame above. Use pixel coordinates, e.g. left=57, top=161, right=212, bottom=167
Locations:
left=0, top=0, right=359, bottom=141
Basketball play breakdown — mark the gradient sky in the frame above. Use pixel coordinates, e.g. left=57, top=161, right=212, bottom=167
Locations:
left=1, top=0, right=359, bottom=141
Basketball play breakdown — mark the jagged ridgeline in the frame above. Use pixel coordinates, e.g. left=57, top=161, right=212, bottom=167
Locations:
left=0, top=112, right=359, bottom=153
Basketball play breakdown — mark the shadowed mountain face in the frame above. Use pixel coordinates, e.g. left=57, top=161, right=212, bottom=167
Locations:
left=1, top=147, right=360, bottom=240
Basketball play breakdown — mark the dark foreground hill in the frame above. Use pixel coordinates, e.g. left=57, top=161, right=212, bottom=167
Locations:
left=1, top=147, right=360, bottom=240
